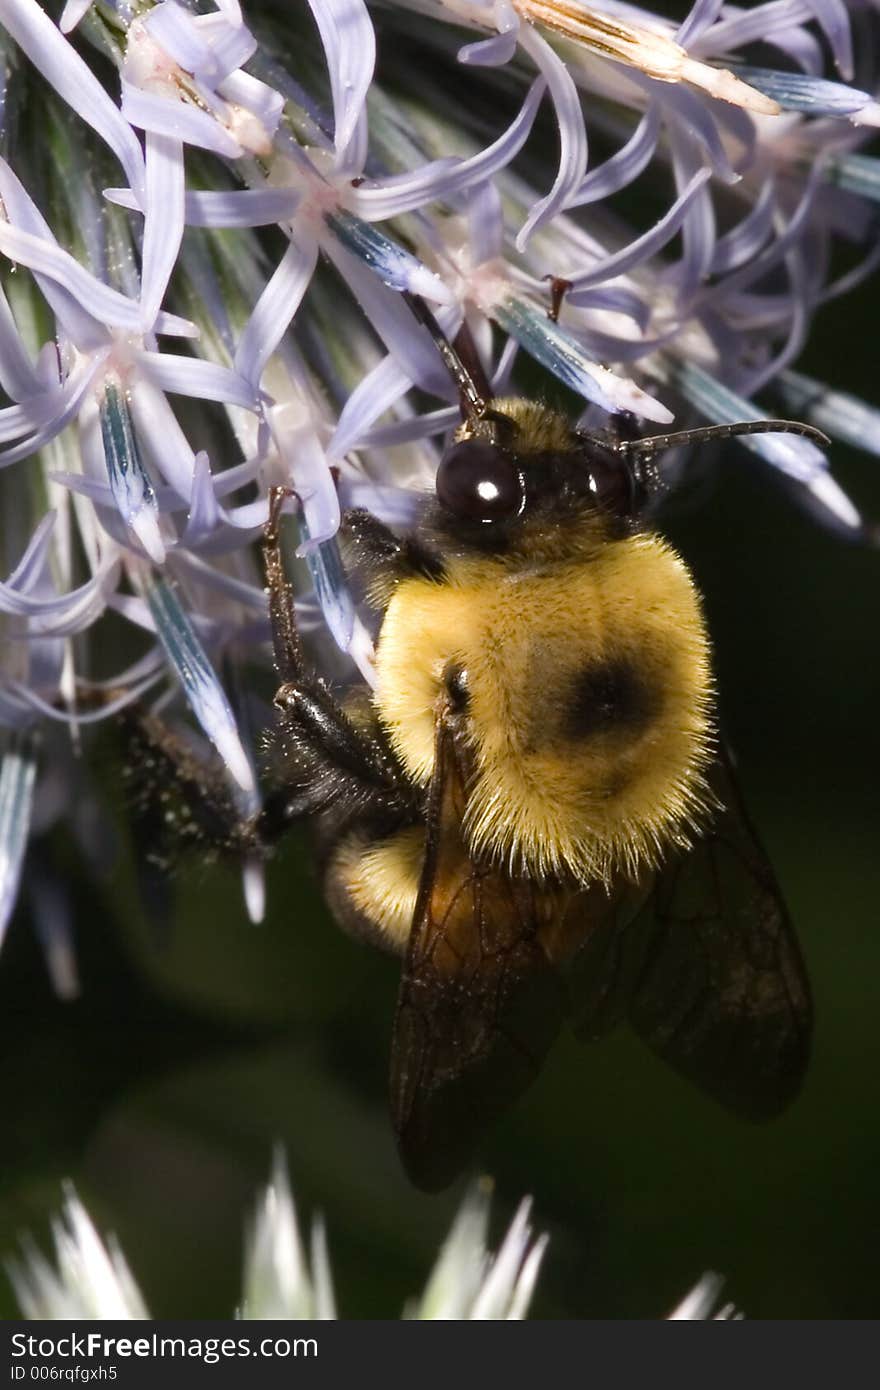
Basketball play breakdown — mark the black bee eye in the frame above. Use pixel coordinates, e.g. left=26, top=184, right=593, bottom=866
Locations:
left=584, top=452, right=637, bottom=517
left=436, top=440, right=524, bottom=523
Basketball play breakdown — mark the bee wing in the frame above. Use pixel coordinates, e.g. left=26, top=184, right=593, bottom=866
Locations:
left=569, top=753, right=812, bottom=1118
left=390, top=707, right=565, bottom=1191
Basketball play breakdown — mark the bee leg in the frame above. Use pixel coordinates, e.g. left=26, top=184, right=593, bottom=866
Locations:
left=341, top=507, right=444, bottom=587
left=261, top=489, right=418, bottom=839
left=273, top=681, right=407, bottom=794
left=121, top=707, right=260, bottom=862
left=263, top=485, right=308, bottom=686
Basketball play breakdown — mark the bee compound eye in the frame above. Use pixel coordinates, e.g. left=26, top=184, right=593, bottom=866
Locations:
left=583, top=448, right=637, bottom=517
left=436, top=440, right=524, bottom=523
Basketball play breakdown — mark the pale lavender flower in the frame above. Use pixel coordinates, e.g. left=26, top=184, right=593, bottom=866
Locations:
left=0, top=0, right=877, bottom=970
left=6, top=1161, right=736, bottom=1319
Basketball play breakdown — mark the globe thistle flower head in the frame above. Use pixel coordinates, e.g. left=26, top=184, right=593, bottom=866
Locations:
left=0, top=0, right=877, bottom=971
left=6, top=1162, right=739, bottom=1320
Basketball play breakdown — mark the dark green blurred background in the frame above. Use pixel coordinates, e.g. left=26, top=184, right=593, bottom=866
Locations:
left=2, top=262, right=880, bottom=1319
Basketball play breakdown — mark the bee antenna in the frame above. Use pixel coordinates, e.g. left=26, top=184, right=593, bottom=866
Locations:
left=615, top=418, right=832, bottom=459
left=401, top=291, right=490, bottom=424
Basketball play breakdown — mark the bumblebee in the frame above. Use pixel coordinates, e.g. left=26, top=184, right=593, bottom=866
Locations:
left=134, top=295, right=821, bottom=1190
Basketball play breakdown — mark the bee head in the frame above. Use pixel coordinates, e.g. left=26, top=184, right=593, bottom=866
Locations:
left=435, top=407, right=646, bottom=532
left=402, top=293, right=831, bottom=542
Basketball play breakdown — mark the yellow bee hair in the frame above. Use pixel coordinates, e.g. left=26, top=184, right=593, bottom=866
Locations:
left=373, top=526, right=715, bottom=889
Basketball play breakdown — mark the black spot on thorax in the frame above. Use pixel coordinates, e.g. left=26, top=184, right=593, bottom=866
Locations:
left=566, top=659, right=660, bottom=740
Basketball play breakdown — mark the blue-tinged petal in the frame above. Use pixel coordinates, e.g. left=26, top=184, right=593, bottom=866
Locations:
left=0, top=158, right=109, bottom=351
left=10, top=562, right=117, bottom=635
left=208, top=454, right=263, bottom=498
left=305, top=0, right=376, bottom=164
left=0, top=283, right=41, bottom=401
left=147, top=0, right=255, bottom=81
left=738, top=243, right=811, bottom=397
left=804, top=0, right=853, bottom=79
left=268, top=401, right=341, bottom=547
left=326, top=211, right=453, bottom=302
left=4, top=670, right=161, bottom=722
left=59, top=0, right=93, bottom=33
left=127, top=376, right=198, bottom=497
left=0, top=0, right=145, bottom=201
left=669, top=359, right=861, bottom=529
left=0, top=732, right=37, bottom=947
left=182, top=450, right=229, bottom=547
left=153, top=310, right=199, bottom=339
left=493, top=332, right=519, bottom=394
left=567, top=169, right=711, bottom=296
left=669, top=139, right=716, bottom=296
left=351, top=78, right=545, bottom=222
left=647, top=81, right=740, bottom=185
left=0, top=388, right=70, bottom=444
left=692, top=3, right=799, bottom=54
left=0, top=354, right=108, bottom=468
left=234, top=236, right=319, bottom=389
left=569, top=106, right=660, bottom=207
left=570, top=285, right=650, bottom=331
left=135, top=349, right=260, bottom=411
left=3, top=512, right=56, bottom=593
left=779, top=370, right=880, bottom=459
left=300, top=525, right=355, bottom=655
left=141, top=132, right=185, bottom=332
left=148, top=1, right=226, bottom=74
left=172, top=551, right=269, bottom=610
left=559, top=318, right=681, bottom=364
left=458, top=30, right=518, bottom=66
left=459, top=0, right=518, bottom=66
left=146, top=577, right=257, bottom=799
left=322, top=243, right=459, bottom=398
left=755, top=23, right=822, bottom=75
left=339, top=480, right=422, bottom=528
left=0, top=222, right=155, bottom=336
left=515, top=24, right=588, bottom=249
left=821, top=239, right=880, bottom=302
left=179, top=451, right=263, bottom=551
left=0, top=544, right=116, bottom=623
left=494, top=295, right=673, bottom=422
left=675, top=0, right=725, bottom=45
left=107, top=185, right=304, bottom=228
left=823, top=154, right=880, bottom=203
left=467, top=181, right=504, bottom=264
left=46, top=473, right=114, bottom=507
left=327, top=353, right=417, bottom=461
left=710, top=178, right=776, bottom=275
left=361, top=405, right=459, bottom=449
left=695, top=168, right=822, bottom=313
left=731, top=64, right=871, bottom=116
left=120, top=80, right=243, bottom=158
left=99, top=383, right=166, bottom=565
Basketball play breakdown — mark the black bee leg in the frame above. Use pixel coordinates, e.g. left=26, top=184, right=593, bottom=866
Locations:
left=263, top=485, right=307, bottom=685
left=341, top=507, right=444, bottom=588
left=121, top=707, right=259, bottom=863
left=273, top=681, right=405, bottom=792
left=261, top=490, right=418, bottom=841
left=451, top=319, right=493, bottom=403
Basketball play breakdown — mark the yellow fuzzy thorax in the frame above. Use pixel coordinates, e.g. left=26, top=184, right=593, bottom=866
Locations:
left=373, top=529, right=715, bottom=887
